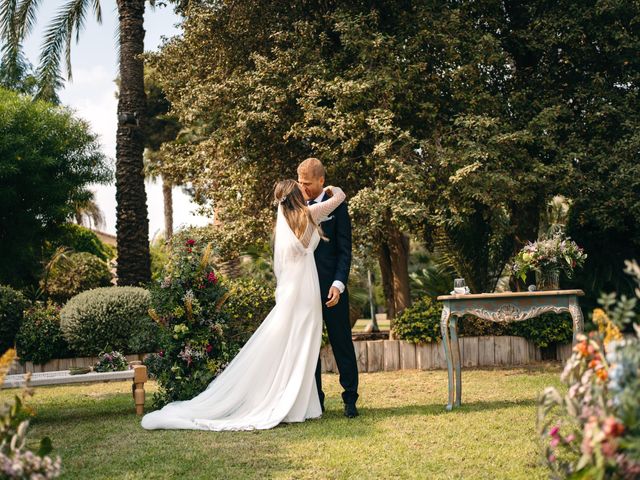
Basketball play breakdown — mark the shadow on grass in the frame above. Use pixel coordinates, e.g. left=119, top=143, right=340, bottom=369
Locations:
left=358, top=398, right=536, bottom=418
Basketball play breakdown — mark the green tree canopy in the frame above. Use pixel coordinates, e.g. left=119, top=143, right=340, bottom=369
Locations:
left=0, top=87, right=111, bottom=287
left=151, top=0, right=640, bottom=307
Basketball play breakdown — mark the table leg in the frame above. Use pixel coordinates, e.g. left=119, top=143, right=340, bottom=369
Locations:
left=568, top=296, right=584, bottom=344
left=440, top=303, right=454, bottom=411
left=449, top=316, right=462, bottom=407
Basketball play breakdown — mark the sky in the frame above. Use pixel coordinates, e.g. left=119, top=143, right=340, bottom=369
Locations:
left=20, top=1, right=210, bottom=239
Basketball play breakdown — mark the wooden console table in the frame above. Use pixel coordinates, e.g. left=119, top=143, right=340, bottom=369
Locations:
left=437, top=290, right=584, bottom=411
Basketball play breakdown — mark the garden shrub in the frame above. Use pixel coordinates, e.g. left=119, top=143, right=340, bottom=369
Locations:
left=393, top=295, right=574, bottom=347
left=507, top=312, right=573, bottom=348
left=459, top=316, right=510, bottom=337
left=60, top=286, right=158, bottom=356
left=392, top=296, right=442, bottom=343
left=15, top=303, right=70, bottom=364
left=0, top=285, right=29, bottom=353
left=46, top=223, right=114, bottom=261
left=44, top=251, right=113, bottom=303
left=222, top=277, right=275, bottom=352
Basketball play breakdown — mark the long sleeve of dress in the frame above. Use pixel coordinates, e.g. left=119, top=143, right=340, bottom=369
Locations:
left=308, top=187, right=346, bottom=223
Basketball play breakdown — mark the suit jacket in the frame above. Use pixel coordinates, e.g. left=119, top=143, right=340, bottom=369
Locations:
left=313, top=192, right=352, bottom=294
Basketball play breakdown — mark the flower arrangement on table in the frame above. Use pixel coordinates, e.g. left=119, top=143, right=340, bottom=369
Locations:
left=511, top=233, right=587, bottom=290
left=94, top=350, right=129, bottom=372
left=537, top=260, right=640, bottom=479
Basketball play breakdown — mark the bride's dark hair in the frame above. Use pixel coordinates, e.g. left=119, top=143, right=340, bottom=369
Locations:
left=273, top=179, right=324, bottom=241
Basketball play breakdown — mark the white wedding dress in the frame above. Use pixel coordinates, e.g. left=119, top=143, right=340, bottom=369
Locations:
left=141, top=188, right=346, bottom=431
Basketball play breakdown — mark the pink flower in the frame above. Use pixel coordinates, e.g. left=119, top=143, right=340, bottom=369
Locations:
left=158, top=350, right=164, bottom=357
left=550, top=425, right=560, bottom=437
left=548, top=454, right=556, bottom=463
left=207, top=271, right=218, bottom=284
left=565, top=434, right=575, bottom=443
left=186, top=239, right=195, bottom=246
left=206, top=344, right=213, bottom=354
left=550, top=438, right=560, bottom=448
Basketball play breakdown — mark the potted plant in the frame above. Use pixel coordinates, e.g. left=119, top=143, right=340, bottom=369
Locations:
left=512, top=233, right=587, bottom=290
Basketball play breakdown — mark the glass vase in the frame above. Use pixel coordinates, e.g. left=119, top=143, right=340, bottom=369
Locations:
left=536, top=269, right=560, bottom=291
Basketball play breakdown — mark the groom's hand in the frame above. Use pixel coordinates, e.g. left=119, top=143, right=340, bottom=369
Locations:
left=326, top=286, right=340, bottom=307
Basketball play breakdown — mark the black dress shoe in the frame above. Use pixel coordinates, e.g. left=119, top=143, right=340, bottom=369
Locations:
left=344, top=403, right=359, bottom=418
left=321, top=404, right=325, bottom=413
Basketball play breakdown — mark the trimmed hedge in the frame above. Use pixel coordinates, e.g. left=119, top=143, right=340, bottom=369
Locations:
left=0, top=285, right=29, bottom=353
left=60, top=286, right=158, bottom=356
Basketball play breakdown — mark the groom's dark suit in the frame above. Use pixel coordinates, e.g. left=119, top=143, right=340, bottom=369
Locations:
left=312, top=193, right=359, bottom=407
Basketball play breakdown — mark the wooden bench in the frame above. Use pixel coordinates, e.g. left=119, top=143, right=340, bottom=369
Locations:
left=2, top=365, right=148, bottom=415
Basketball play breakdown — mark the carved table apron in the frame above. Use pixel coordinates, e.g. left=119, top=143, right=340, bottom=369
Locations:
left=436, top=290, right=585, bottom=411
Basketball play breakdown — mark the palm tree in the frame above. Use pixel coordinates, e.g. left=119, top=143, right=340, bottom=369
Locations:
left=72, top=189, right=106, bottom=230
left=0, top=0, right=189, bottom=285
left=142, top=65, right=181, bottom=240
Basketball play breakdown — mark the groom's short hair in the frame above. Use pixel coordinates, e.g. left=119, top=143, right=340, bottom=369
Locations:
left=298, top=157, right=325, bottom=179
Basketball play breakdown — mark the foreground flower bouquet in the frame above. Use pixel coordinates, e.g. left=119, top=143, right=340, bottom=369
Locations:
left=538, top=261, right=640, bottom=479
left=0, top=349, right=62, bottom=479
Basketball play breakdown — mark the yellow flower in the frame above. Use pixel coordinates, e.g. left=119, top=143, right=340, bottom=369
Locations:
left=592, top=308, right=622, bottom=346
left=0, top=348, right=17, bottom=386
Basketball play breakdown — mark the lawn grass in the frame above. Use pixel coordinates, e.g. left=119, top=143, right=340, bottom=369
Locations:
left=1, top=365, right=563, bottom=479
left=352, top=318, right=390, bottom=332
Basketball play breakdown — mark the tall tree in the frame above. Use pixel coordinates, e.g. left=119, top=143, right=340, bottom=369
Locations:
left=142, top=65, right=182, bottom=240
left=0, top=87, right=111, bottom=286
left=0, top=0, right=191, bottom=285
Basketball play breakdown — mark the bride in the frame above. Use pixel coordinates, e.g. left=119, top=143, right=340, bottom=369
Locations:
left=141, top=180, right=346, bottom=431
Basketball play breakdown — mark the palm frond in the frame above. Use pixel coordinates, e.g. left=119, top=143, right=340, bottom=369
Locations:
left=34, top=0, right=101, bottom=96
left=0, top=0, right=18, bottom=37
left=92, top=0, right=101, bottom=23
left=14, top=0, right=43, bottom=39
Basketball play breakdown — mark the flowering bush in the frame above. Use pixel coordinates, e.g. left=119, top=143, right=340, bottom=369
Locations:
left=538, top=260, right=640, bottom=479
left=512, top=233, right=587, bottom=283
left=0, top=349, right=62, bottom=479
left=94, top=351, right=129, bottom=372
left=16, top=303, right=70, bottom=365
left=145, top=231, right=233, bottom=408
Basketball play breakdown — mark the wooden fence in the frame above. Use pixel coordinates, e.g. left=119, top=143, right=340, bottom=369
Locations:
left=320, top=336, right=573, bottom=373
left=8, top=336, right=574, bottom=376
left=8, top=354, right=147, bottom=375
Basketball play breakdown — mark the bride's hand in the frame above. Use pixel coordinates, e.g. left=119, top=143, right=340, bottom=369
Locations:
left=324, top=185, right=335, bottom=197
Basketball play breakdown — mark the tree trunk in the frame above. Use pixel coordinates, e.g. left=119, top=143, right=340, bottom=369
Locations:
left=162, top=177, right=173, bottom=240
left=388, top=226, right=411, bottom=315
left=378, top=243, right=395, bottom=321
left=115, top=0, right=150, bottom=285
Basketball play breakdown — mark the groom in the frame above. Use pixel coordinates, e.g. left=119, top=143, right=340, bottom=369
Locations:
left=297, top=158, right=359, bottom=418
